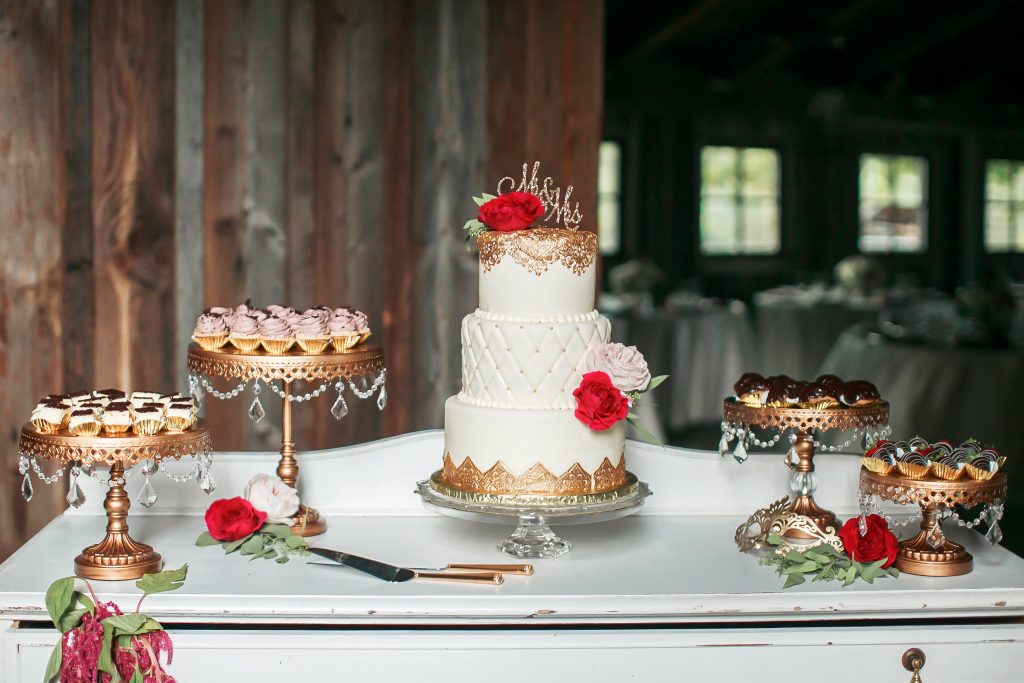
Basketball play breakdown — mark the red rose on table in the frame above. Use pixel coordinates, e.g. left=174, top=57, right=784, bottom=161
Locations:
left=839, top=514, right=898, bottom=568
left=573, top=371, right=629, bottom=430
left=205, top=497, right=267, bottom=542
left=477, top=192, right=545, bottom=231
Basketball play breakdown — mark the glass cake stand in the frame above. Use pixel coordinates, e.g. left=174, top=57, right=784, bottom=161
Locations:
left=416, top=472, right=652, bottom=559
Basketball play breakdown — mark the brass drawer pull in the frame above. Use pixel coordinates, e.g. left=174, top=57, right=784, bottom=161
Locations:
left=902, top=648, right=925, bottom=683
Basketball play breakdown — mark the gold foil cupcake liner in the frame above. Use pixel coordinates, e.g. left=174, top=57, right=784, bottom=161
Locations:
left=964, top=464, right=997, bottom=481
left=164, top=416, right=194, bottom=433
left=192, top=334, right=229, bottom=351
left=229, top=336, right=262, bottom=353
left=806, top=400, right=841, bottom=410
left=260, top=337, right=295, bottom=355
left=359, top=330, right=372, bottom=345
left=896, top=461, right=930, bottom=479
left=295, top=337, right=331, bottom=354
left=861, top=457, right=895, bottom=475
left=930, top=462, right=964, bottom=481
left=101, top=422, right=132, bottom=435
left=31, top=418, right=66, bottom=434
left=132, top=419, right=164, bottom=436
left=69, top=421, right=102, bottom=437
left=331, top=334, right=361, bottom=352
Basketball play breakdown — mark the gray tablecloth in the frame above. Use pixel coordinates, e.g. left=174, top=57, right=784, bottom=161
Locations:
left=754, top=298, right=879, bottom=380
left=609, top=304, right=757, bottom=434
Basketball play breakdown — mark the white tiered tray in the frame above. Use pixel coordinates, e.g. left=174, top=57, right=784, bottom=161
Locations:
left=1, top=432, right=1022, bottom=681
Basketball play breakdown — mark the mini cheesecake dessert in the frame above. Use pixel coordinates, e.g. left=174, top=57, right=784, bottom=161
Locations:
left=100, top=401, right=133, bottom=435
left=130, top=391, right=162, bottom=411
left=165, top=401, right=196, bottom=432
left=31, top=400, right=69, bottom=433
left=68, top=407, right=102, bottom=437
left=94, top=388, right=127, bottom=401
left=66, top=390, right=93, bottom=407
left=132, top=406, right=165, bottom=436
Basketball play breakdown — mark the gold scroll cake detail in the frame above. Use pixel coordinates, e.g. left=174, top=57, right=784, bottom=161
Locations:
left=441, top=452, right=626, bottom=495
left=477, top=228, right=597, bottom=276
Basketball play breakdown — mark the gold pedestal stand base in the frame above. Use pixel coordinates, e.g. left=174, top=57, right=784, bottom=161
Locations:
left=895, top=508, right=973, bottom=576
left=75, top=544, right=162, bottom=581
left=290, top=504, right=327, bottom=537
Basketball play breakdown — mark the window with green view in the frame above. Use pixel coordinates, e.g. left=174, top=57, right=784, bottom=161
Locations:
left=699, top=146, right=780, bottom=255
left=858, top=154, right=928, bottom=253
left=984, top=160, right=1024, bottom=253
left=597, top=140, right=623, bottom=255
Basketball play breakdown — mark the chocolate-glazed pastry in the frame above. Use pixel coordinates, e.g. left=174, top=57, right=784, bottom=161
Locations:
left=803, top=382, right=840, bottom=408
left=814, top=374, right=843, bottom=386
left=733, top=372, right=768, bottom=406
left=838, top=380, right=880, bottom=407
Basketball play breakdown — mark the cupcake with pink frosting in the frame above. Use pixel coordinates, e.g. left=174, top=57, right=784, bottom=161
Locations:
left=228, top=313, right=262, bottom=353
left=192, top=310, right=230, bottom=350
left=293, top=309, right=331, bottom=354
left=258, top=315, right=295, bottom=355
left=329, top=307, right=364, bottom=351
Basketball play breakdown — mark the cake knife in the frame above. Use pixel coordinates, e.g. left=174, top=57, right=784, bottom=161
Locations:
left=308, top=547, right=504, bottom=585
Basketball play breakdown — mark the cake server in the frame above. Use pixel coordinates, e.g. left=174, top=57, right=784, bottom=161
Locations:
left=409, top=563, right=534, bottom=576
left=308, top=547, right=504, bottom=585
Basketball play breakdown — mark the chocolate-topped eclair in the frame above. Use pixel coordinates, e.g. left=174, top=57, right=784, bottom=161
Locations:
left=838, top=380, right=880, bottom=407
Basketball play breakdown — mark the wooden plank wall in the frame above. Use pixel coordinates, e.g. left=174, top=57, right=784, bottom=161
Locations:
left=0, top=0, right=604, bottom=559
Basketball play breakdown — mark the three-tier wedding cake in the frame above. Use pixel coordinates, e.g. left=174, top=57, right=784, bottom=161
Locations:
left=441, top=227, right=629, bottom=496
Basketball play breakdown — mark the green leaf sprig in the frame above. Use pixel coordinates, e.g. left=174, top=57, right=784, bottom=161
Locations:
left=43, top=565, right=188, bottom=682
left=760, top=533, right=899, bottom=588
left=196, top=524, right=309, bottom=564
left=463, top=193, right=497, bottom=248
left=624, top=374, right=669, bottom=445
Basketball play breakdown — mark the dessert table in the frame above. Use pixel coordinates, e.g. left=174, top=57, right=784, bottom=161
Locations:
left=2, top=432, right=1022, bottom=681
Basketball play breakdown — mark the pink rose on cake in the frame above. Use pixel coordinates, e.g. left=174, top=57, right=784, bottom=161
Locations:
left=573, top=371, right=630, bottom=431
left=584, top=342, right=651, bottom=394
left=477, top=191, right=545, bottom=232
left=243, top=473, right=300, bottom=524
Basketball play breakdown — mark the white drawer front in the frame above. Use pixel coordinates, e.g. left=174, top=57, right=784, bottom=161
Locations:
left=6, top=624, right=1023, bottom=682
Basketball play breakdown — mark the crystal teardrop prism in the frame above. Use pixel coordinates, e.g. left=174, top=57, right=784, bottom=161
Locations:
left=21, top=472, right=34, bottom=501
left=986, top=520, right=1003, bottom=545
left=376, top=384, right=387, bottom=410
left=926, top=523, right=945, bottom=549
left=138, top=477, right=158, bottom=508
left=718, top=434, right=731, bottom=457
left=733, top=441, right=748, bottom=464
left=66, top=476, right=86, bottom=508
left=200, top=468, right=216, bottom=495
left=785, top=445, right=799, bottom=467
left=248, top=396, right=266, bottom=423
left=858, top=514, right=868, bottom=537
left=331, top=393, right=349, bottom=420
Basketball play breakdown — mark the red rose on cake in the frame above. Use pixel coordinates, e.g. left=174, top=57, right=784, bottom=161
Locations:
left=477, top=191, right=544, bottom=232
left=205, top=497, right=267, bottom=542
left=838, top=514, right=899, bottom=568
left=573, top=371, right=630, bottom=430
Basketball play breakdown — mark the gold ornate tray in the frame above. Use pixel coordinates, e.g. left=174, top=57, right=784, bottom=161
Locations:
left=19, top=422, right=213, bottom=580
left=859, top=467, right=1007, bottom=576
left=722, top=399, right=890, bottom=538
left=186, top=343, right=387, bottom=537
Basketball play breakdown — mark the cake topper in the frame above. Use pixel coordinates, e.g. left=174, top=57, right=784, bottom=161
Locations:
left=498, top=161, right=583, bottom=230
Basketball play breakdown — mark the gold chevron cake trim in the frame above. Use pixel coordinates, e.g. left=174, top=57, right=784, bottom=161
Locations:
left=441, top=452, right=626, bottom=495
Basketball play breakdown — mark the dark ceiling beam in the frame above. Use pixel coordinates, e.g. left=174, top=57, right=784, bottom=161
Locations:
left=851, top=1, right=1005, bottom=85
left=608, top=0, right=726, bottom=73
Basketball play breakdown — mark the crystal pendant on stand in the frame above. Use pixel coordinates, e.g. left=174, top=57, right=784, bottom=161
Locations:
left=785, top=445, right=799, bottom=467
left=861, top=431, right=872, bottom=450
left=733, top=440, right=748, bottom=464
left=986, top=519, right=1003, bottom=545
left=200, top=467, right=217, bottom=495
left=66, top=468, right=86, bottom=508
left=191, top=376, right=205, bottom=412
left=21, top=472, right=34, bottom=502
left=718, top=433, right=731, bottom=457
left=18, top=453, right=29, bottom=476
left=376, top=384, right=387, bottom=411
left=248, top=395, right=266, bottom=423
left=858, top=514, right=868, bottom=537
left=331, top=392, right=349, bottom=420
left=138, top=476, right=158, bottom=508
left=926, top=523, right=945, bottom=549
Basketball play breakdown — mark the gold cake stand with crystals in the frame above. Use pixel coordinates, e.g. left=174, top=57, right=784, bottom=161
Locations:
left=722, top=399, right=890, bottom=537
left=18, top=422, right=213, bottom=580
left=859, top=468, right=1007, bottom=576
left=187, top=343, right=386, bottom=537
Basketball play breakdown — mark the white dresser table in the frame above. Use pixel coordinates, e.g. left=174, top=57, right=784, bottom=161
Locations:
left=2, top=431, right=1022, bottom=681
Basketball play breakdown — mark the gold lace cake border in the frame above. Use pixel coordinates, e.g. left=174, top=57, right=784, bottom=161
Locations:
left=478, top=228, right=596, bottom=276
left=428, top=469, right=641, bottom=507
left=440, top=452, right=626, bottom=495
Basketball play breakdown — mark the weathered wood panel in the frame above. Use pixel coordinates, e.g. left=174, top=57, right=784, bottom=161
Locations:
left=175, top=0, right=205, bottom=393
left=0, top=0, right=67, bottom=560
left=91, top=0, right=177, bottom=391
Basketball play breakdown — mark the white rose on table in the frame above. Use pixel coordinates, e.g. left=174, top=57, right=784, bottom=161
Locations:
left=584, top=342, right=651, bottom=393
left=244, top=473, right=300, bottom=524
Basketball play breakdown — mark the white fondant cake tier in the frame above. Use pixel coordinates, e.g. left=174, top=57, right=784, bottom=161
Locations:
left=480, top=259, right=596, bottom=318
left=460, top=309, right=611, bottom=409
left=443, top=397, right=626, bottom=489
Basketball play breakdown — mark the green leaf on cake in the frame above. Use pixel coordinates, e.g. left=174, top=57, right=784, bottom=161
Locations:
left=646, top=375, right=669, bottom=392
left=626, top=415, right=663, bottom=446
